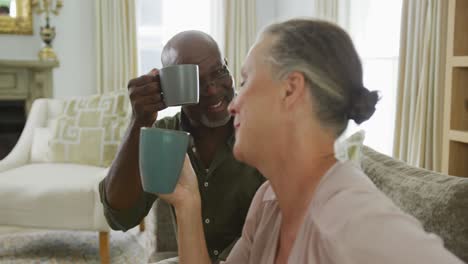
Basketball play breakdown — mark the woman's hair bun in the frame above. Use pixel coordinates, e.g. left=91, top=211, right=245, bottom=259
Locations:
left=348, top=88, right=380, bottom=124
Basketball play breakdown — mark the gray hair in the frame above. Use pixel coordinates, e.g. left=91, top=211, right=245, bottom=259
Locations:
left=263, top=19, right=379, bottom=136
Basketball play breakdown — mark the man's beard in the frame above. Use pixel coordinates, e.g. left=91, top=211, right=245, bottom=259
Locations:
left=200, top=88, right=235, bottom=128
left=200, top=113, right=232, bottom=128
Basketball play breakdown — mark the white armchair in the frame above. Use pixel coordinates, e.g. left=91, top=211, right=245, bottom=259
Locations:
left=0, top=98, right=141, bottom=264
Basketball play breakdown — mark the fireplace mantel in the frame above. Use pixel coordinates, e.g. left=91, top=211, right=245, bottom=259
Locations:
left=0, top=59, right=59, bottom=112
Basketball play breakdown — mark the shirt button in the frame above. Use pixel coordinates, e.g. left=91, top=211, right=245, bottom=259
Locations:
left=213, top=250, right=219, bottom=256
left=192, top=146, right=196, bottom=153
left=204, top=182, right=209, bottom=187
left=205, top=218, right=210, bottom=224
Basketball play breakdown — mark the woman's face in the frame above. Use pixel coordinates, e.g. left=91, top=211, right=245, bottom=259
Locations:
left=228, top=36, right=285, bottom=165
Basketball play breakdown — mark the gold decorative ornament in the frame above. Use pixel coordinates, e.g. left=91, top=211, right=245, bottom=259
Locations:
left=0, top=0, right=33, bottom=35
left=32, top=0, right=62, bottom=61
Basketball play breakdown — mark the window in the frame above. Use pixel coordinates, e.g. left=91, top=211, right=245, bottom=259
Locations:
left=136, top=0, right=223, bottom=119
left=6, top=0, right=16, bottom=17
left=345, top=0, right=403, bottom=156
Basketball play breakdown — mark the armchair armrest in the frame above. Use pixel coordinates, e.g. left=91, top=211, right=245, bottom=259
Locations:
left=0, top=99, right=49, bottom=173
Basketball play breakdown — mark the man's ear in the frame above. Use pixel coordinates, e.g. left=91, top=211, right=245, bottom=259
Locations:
left=283, top=71, right=307, bottom=109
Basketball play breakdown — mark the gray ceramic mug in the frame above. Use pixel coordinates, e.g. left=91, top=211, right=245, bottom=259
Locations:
left=139, top=127, right=190, bottom=194
left=160, top=64, right=199, bottom=106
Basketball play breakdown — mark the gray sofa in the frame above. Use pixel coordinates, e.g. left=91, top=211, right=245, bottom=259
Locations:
left=151, top=146, right=468, bottom=263
left=361, top=146, right=468, bottom=262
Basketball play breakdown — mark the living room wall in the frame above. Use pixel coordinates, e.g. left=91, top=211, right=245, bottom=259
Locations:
left=256, top=0, right=277, bottom=33
left=275, top=0, right=314, bottom=21
left=0, top=0, right=96, bottom=98
left=0, top=0, right=296, bottom=99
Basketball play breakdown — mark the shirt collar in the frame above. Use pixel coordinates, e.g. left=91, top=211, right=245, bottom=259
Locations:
left=263, top=184, right=277, bottom=201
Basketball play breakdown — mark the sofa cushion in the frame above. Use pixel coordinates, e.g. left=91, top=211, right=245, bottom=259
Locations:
left=0, top=164, right=109, bottom=231
left=361, top=146, right=468, bottom=262
left=48, top=91, right=129, bottom=167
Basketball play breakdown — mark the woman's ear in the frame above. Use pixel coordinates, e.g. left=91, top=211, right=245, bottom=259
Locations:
left=283, top=71, right=307, bottom=109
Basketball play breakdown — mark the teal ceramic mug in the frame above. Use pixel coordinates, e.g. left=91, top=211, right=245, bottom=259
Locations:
left=139, top=127, right=190, bottom=194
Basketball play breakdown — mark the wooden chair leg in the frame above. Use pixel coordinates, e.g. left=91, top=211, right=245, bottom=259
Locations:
left=99, top=231, right=110, bottom=264
left=139, top=218, right=145, bottom=232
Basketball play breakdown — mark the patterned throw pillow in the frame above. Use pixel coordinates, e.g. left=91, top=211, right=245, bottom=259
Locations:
left=334, top=130, right=365, bottom=165
left=48, top=91, right=130, bottom=167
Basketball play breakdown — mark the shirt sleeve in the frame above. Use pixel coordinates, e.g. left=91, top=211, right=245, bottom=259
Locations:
left=221, top=181, right=270, bottom=264
left=99, top=178, right=157, bottom=231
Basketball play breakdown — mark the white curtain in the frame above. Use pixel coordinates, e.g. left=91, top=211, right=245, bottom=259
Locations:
left=393, top=0, right=448, bottom=171
left=224, top=0, right=257, bottom=89
left=96, top=0, right=138, bottom=94
left=210, top=0, right=225, bottom=56
left=313, top=0, right=353, bottom=29
left=313, top=0, right=339, bottom=23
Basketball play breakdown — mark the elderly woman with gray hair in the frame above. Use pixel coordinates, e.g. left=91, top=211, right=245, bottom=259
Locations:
left=157, top=19, right=463, bottom=264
